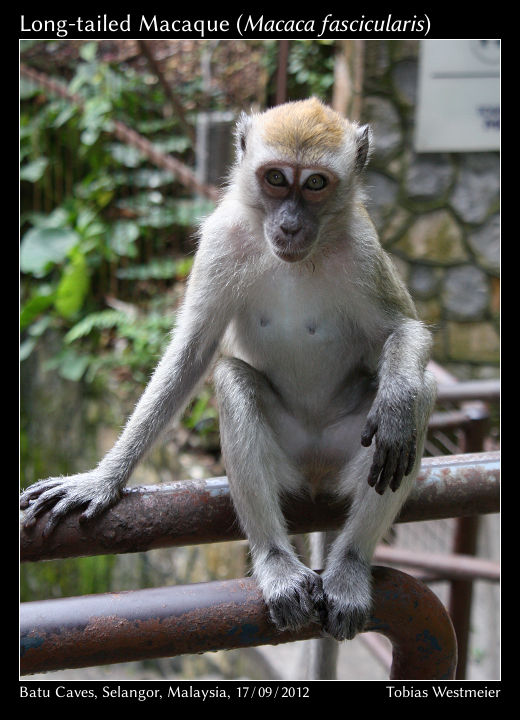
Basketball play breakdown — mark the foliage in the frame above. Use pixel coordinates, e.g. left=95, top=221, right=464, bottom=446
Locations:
left=20, top=39, right=335, bottom=386
left=20, top=41, right=212, bottom=387
left=20, top=555, right=117, bottom=602
left=264, top=40, right=336, bottom=102
left=287, top=40, right=336, bottom=98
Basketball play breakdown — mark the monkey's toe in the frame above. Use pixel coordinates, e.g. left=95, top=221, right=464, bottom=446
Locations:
left=267, top=593, right=316, bottom=632
left=266, top=571, right=324, bottom=632
left=323, top=597, right=370, bottom=641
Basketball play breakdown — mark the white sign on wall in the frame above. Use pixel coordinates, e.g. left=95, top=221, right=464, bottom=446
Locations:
left=415, top=40, right=500, bottom=152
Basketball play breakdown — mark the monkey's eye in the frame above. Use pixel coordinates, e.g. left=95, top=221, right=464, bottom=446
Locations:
left=304, top=174, right=327, bottom=191
left=265, top=169, right=288, bottom=187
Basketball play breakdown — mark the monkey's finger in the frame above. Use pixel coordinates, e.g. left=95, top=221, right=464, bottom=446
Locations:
left=307, top=576, right=325, bottom=610
left=21, top=487, right=66, bottom=528
left=42, top=510, right=64, bottom=538
left=79, top=498, right=109, bottom=523
left=390, top=449, right=409, bottom=492
left=41, top=497, right=78, bottom=538
left=374, top=449, right=399, bottom=495
left=20, top=495, right=35, bottom=511
left=361, top=417, right=378, bottom=447
left=404, top=436, right=417, bottom=476
left=314, top=594, right=328, bottom=626
left=20, top=479, right=62, bottom=508
left=367, top=445, right=387, bottom=488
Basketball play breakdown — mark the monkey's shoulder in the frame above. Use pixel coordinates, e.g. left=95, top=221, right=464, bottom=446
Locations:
left=197, top=201, right=261, bottom=263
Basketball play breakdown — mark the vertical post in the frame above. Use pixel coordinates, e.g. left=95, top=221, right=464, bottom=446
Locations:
left=332, top=40, right=365, bottom=121
left=332, top=40, right=353, bottom=117
left=449, top=409, right=489, bottom=679
left=305, top=531, right=339, bottom=679
left=275, top=40, right=290, bottom=105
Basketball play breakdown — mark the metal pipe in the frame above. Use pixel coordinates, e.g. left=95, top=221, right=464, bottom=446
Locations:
left=449, top=515, right=480, bottom=680
left=373, top=545, right=499, bottom=581
left=436, top=380, right=500, bottom=403
left=20, top=566, right=457, bottom=679
left=20, top=452, right=500, bottom=562
left=428, top=410, right=473, bottom=430
left=449, top=409, right=489, bottom=680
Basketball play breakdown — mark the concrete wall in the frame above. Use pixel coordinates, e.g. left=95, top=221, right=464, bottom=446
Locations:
left=360, top=41, right=499, bottom=379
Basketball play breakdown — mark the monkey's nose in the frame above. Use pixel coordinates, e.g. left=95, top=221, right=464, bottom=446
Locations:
left=280, top=222, right=302, bottom=236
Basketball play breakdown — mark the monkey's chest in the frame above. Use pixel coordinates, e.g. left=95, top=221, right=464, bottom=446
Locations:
left=223, top=272, right=368, bottom=406
left=242, top=277, right=343, bottom=350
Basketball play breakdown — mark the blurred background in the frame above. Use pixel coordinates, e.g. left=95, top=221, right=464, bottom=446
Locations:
left=20, top=39, right=500, bottom=681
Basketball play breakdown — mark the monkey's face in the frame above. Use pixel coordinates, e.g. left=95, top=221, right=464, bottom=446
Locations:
left=234, top=99, right=372, bottom=262
left=256, top=163, right=339, bottom=263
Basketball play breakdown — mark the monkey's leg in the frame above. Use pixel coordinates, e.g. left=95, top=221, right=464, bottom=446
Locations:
left=214, top=357, right=325, bottom=632
left=321, top=372, right=436, bottom=641
left=321, top=458, right=411, bottom=641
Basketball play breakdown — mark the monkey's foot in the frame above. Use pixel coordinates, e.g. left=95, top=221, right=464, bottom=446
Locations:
left=321, top=554, right=372, bottom=640
left=258, top=553, right=325, bottom=632
left=322, top=595, right=371, bottom=641
left=268, top=573, right=326, bottom=632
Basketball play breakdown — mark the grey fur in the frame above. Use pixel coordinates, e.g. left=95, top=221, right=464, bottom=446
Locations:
left=21, top=101, right=436, bottom=640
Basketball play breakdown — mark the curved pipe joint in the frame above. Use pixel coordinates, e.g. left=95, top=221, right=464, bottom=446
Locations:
left=20, top=566, right=456, bottom=679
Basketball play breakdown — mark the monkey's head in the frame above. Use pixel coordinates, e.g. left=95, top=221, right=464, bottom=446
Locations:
left=234, top=97, right=372, bottom=264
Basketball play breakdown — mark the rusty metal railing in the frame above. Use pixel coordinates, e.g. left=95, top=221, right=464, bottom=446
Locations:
left=20, top=452, right=499, bottom=679
left=20, top=566, right=457, bottom=679
left=422, top=368, right=499, bottom=679
left=20, top=452, right=499, bottom=561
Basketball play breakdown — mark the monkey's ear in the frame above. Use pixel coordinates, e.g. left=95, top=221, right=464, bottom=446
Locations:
left=354, top=124, right=372, bottom=173
left=234, top=112, right=253, bottom=163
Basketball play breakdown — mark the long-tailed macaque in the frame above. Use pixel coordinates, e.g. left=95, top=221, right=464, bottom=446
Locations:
left=21, top=98, right=435, bottom=640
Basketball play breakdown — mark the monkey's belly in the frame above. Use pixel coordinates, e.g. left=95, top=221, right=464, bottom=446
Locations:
left=277, top=406, right=372, bottom=498
left=297, top=448, right=346, bottom=497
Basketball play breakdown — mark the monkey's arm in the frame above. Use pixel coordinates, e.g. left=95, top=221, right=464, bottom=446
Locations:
left=359, top=250, right=434, bottom=495
left=20, top=241, right=235, bottom=535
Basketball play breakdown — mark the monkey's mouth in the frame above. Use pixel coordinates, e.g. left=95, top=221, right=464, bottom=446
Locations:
left=273, top=245, right=311, bottom=263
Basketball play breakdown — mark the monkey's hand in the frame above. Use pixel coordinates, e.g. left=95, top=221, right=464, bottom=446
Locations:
left=360, top=395, right=417, bottom=495
left=20, top=471, right=122, bottom=537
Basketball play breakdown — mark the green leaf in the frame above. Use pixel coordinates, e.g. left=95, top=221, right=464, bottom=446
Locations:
left=117, top=256, right=194, bottom=280
left=20, top=337, right=37, bottom=362
left=28, top=315, right=52, bottom=337
left=52, top=105, right=76, bottom=128
left=108, top=221, right=140, bottom=257
left=80, top=127, right=101, bottom=146
left=153, top=136, right=192, bottom=154
left=20, top=158, right=49, bottom=182
left=108, top=143, right=144, bottom=168
left=20, top=227, right=80, bottom=276
left=64, top=310, right=128, bottom=343
left=20, top=292, right=56, bottom=330
left=54, top=251, right=90, bottom=318
left=22, top=207, right=71, bottom=230
left=53, top=349, right=91, bottom=382
left=76, top=207, right=98, bottom=233
left=82, top=97, right=112, bottom=122
left=20, top=75, right=39, bottom=99
left=79, top=42, right=98, bottom=62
